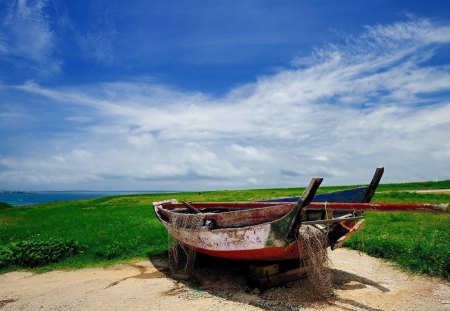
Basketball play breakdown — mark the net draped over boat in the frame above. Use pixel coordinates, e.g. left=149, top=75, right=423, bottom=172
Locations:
left=298, top=224, right=332, bottom=296
left=166, top=212, right=205, bottom=276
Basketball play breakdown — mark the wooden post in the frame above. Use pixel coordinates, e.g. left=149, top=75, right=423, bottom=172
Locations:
left=363, top=166, right=384, bottom=203
left=286, top=177, right=323, bottom=240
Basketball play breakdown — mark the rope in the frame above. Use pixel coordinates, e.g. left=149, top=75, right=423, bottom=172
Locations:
left=324, top=201, right=330, bottom=234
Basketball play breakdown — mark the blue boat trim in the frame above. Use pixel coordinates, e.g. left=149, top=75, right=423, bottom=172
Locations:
left=262, top=186, right=368, bottom=203
left=263, top=167, right=384, bottom=204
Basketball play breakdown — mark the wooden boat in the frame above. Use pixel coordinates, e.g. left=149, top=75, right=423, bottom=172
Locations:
left=153, top=167, right=448, bottom=261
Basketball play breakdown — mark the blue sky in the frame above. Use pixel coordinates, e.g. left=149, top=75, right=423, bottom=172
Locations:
left=1, top=0, right=450, bottom=191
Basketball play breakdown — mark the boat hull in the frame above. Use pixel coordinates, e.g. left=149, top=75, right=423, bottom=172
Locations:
left=156, top=201, right=304, bottom=261
left=153, top=168, right=388, bottom=261
left=192, top=243, right=300, bottom=261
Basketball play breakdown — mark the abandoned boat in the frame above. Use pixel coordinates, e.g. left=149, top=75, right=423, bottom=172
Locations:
left=153, top=167, right=448, bottom=261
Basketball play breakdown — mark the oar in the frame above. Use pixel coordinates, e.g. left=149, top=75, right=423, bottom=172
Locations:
left=181, top=200, right=202, bottom=214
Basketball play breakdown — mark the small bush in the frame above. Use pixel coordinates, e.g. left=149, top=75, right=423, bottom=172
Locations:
left=0, top=247, right=14, bottom=268
left=0, top=239, right=86, bottom=269
left=0, top=202, right=12, bottom=210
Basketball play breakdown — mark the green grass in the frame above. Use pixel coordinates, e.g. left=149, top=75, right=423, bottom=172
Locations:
left=345, top=211, right=450, bottom=279
left=376, top=179, right=450, bottom=192
left=0, top=195, right=169, bottom=272
left=341, top=189, right=450, bottom=280
left=0, top=182, right=449, bottom=280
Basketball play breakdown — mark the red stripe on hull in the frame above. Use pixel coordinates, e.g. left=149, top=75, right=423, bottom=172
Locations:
left=160, top=201, right=447, bottom=213
left=193, top=243, right=301, bottom=261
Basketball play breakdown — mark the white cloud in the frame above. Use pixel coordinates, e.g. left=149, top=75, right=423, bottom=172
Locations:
left=0, top=0, right=61, bottom=74
left=2, top=17, right=450, bottom=190
left=314, top=155, right=329, bottom=162
left=228, top=144, right=270, bottom=162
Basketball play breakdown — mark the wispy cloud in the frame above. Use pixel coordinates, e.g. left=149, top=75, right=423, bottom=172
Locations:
left=2, top=18, right=450, bottom=190
left=0, top=0, right=60, bottom=74
left=74, top=19, right=117, bottom=65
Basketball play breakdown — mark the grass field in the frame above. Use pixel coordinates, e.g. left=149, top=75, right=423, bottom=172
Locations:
left=0, top=181, right=449, bottom=280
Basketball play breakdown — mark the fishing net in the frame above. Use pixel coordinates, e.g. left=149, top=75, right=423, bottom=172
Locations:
left=166, top=212, right=204, bottom=276
left=298, top=224, right=332, bottom=296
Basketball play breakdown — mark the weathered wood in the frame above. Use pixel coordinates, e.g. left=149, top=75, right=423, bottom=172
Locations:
left=286, top=177, right=323, bottom=240
left=163, top=201, right=448, bottom=213
left=331, top=218, right=365, bottom=250
left=363, top=166, right=384, bottom=202
left=159, top=201, right=448, bottom=233
left=246, top=265, right=309, bottom=289
left=247, top=263, right=280, bottom=278
left=159, top=203, right=293, bottom=228
left=307, top=202, right=449, bottom=213
left=181, top=200, right=201, bottom=214
left=302, top=216, right=364, bottom=225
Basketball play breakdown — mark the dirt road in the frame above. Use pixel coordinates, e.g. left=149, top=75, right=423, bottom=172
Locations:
left=1, top=249, right=449, bottom=311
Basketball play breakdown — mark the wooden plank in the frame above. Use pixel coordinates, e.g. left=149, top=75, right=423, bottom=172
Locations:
left=247, top=263, right=280, bottom=278
left=181, top=200, right=201, bottom=214
left=363, top=166, right=384, bottom=202
left=160, top=201, right=448, bottom=213
left=307, top=202, right=449, bottom=212
left=246, top=265, right=310, bottom=289
left=286, top=178, right=323, bottom=240
left=302, top=216, right=364, bottom=225
left=331, top=218, right=365, bottom=250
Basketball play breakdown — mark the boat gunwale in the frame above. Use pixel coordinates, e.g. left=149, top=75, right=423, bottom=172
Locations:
left=154, top=201, right=297, bottom=232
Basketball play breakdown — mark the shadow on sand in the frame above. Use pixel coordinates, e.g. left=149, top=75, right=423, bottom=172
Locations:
left=148, top=253, right=389, bottom=311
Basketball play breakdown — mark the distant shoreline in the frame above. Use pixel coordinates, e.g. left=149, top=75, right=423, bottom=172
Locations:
left=0, top=190, right=179, bottom=207
left=0, top=190, right=179, bottom=194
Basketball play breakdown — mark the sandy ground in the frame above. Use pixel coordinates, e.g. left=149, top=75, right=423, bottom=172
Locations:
left=0, top=249, right=449, bottom=311
left=378, top=189, right=450, bottom=194
left=412, top=189, right=450, bottom=194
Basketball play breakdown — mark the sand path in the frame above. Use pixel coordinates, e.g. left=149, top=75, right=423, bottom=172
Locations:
left=1, top=249, right=449, bottom=311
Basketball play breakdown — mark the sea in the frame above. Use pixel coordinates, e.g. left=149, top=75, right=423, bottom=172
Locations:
left=0, top=191, right=174, bottom=207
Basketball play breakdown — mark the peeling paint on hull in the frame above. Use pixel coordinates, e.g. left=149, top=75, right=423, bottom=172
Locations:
left=159, top=218, right=301, bottom=261
left=163, top=223, right=272, bottom=251
left=156, top=201, right=303, bottom=261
